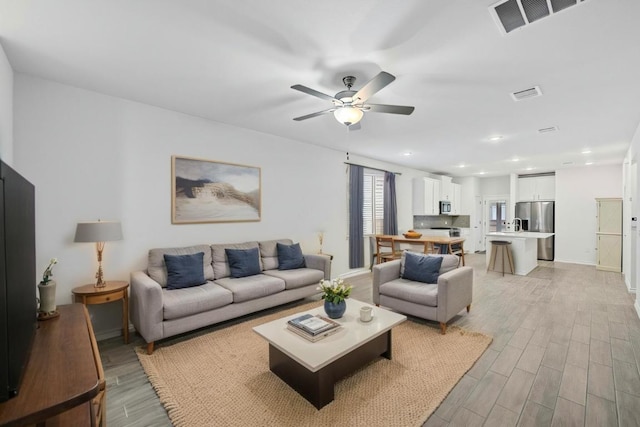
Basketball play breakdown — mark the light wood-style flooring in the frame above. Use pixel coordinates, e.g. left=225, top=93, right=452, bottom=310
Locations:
left=99, top=253, right=640, bottom=426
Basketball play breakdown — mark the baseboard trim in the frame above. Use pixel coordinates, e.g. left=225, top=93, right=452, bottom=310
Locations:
left=635, top=299, right=640, bottom=320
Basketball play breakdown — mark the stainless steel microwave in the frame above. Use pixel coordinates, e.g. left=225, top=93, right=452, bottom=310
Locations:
left=439, top=200, right=451, bottom=215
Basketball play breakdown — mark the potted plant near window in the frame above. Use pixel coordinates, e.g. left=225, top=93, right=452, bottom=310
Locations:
left=319, top=278, right=352, bottom=319
left=38, top=258, right=58, bottom=318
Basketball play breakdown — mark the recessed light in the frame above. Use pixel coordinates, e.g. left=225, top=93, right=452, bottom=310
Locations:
left=458, top=164, right=466, bottom=168
left=489, top=136, right=503, bottom=141
left=525, top=167, right=535, bottom=171
left=585, top=162, right=593, bottom=166
left=403, top=151, right=413, bottom=156
left=512, top=158, right=520, bottom=162
left=582, top=150, right=592, bottom=154
left=477, top=171, right=486, bottom=175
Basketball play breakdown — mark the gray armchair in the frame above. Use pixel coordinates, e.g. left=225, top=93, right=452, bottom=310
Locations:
left=372, top=254, right=473, bottom=334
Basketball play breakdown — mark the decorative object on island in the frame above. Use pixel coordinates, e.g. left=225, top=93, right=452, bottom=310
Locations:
left=74, top=220, right=123, bottom=288
left=37, top=258, right=59, bottom=320
left=171, top=156, right=261, bottom=224
left=318, top=277, right=352, bottom=319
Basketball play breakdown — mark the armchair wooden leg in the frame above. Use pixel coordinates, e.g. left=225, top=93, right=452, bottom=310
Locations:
left=466, top=304, right=471, bottom=312
left=146, top=342, right=155, bottom=355
left=439, top=322, right=447, bottom=335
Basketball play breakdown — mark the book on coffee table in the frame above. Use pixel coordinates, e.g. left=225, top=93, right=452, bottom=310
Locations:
left=286, top=322, right=342, bottom=342
left=287, top=314, right=339, bottom=335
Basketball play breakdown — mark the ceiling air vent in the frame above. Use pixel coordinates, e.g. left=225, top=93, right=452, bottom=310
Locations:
left=538, top=126, right=558, bottom=133
left=511, top=86, right=543, bottom=101
left=490, top=0, right=584, bottom=35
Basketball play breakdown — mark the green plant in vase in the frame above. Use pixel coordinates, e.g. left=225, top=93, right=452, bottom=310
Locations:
left=318, top=277, right=352, bottom=319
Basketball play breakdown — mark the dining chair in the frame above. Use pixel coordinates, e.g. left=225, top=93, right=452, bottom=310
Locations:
left=422, top=241, right=441, bottom=255
left=375, top=236, right=402, bottom=264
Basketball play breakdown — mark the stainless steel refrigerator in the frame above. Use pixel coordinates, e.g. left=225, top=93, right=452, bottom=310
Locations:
left=515, top=201, right=555, bottom=260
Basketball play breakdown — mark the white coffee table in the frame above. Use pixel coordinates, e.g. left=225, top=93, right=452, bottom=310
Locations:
left=253, top=299, right=406, bottom=409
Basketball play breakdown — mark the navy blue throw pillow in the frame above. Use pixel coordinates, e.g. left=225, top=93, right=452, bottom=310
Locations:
left=164, top=252, right=206, bottom=290
left=401, top=252, right=443, bottom=284
left=277, top=242, right=306, bottom=270
left=226, top=247, right=262, bottom=278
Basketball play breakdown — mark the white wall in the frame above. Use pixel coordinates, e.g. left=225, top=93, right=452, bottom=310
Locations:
left=13, top=74, right=429, bottom=337
left=555, top=165, right=622, bottom=265
left=0, top=42, right=13, bottom=163
left=479, top=176, right=510, bottom=196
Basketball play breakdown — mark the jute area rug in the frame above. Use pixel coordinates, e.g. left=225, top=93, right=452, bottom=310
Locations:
left=137, top=301, right=492, bottom=427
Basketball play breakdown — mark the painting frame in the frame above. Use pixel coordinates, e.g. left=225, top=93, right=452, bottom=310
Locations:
left=171, top=155, right=262, bottom=224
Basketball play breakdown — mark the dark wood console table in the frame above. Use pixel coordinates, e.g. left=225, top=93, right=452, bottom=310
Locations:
left=0, top=304, right=104, bottom=426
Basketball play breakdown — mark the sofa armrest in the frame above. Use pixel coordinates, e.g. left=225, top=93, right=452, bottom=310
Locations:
left=372, top=260, right=402, bottom=305
left=304, top=254, right=332, bottom=280
left=436, top=266, right=473, bottom=323
left=130, top=271, right=164, bottom=344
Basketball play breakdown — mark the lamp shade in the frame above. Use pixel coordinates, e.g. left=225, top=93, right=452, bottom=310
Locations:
left=333, top=106, right=364, bottom=126
left=74, top=221, right=123, bottom=243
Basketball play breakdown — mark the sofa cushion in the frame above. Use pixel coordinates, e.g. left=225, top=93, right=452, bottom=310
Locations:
left=402, top=252, right=443, bottom=284
left=148, top=245, right=214, bottom=287
left=162, top=282, right=233, bottom=320
left=164, top=252, right=206, bottom=289
left=226, top=247, right=261, bottom=278
left=400, top=253, right=458, bottom=277
left=263, top=268, right=324, bottom=290
left=277, top=242, right=306, bottom=270
left=379, top=279, right=439, bottom=307
left=259, top=239, right=293, bottom=270
left=215, top=274, right=286, bottom=303
left=211, top=241, right=261, bottom=279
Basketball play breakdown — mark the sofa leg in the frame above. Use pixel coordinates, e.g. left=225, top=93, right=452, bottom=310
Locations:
left=146, top=342, right=155, bottom=355
left=466, top=304, right=471, bottom=313
left=439, top=322, right=447, bottom=334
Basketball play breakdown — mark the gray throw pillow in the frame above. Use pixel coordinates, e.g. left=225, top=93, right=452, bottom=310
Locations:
left=164, top=252, right=206, bottom=289
left=225, top=247, right=262, bottom=278
left=401, top=252, right=443, bottom=284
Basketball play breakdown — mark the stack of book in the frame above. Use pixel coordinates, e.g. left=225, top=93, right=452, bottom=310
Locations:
left=287, top=313, right=341, bottom=342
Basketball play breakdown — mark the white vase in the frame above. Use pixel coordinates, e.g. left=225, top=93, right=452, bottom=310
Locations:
left=38, top=280, right=57, bottom=313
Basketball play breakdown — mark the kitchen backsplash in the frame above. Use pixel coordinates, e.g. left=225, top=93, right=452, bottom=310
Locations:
left=413, top=215, right=471, bottom=229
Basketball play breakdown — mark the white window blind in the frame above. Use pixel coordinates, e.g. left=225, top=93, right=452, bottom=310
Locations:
left=363, top=171, right=385, bottom=235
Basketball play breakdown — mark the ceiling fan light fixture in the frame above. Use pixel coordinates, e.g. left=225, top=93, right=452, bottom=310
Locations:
left=333, top=106, right=363, bottom=126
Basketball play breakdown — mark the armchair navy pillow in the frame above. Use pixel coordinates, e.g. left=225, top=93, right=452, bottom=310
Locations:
left=402, top=252, right=443, bottom=284
left=277, top=242, right=306, bottom=270
left=164, top=252, right=206, bottom=289
left=226, top=247, right=262, bottom=278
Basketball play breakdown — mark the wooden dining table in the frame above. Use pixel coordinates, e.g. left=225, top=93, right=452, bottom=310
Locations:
left=379, top=235, right=466, bottom=266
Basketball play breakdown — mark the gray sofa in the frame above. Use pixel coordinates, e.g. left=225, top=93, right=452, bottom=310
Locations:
left=372, top=254, right=472, bottom=334
left=131, top=239, right=331, bottom=353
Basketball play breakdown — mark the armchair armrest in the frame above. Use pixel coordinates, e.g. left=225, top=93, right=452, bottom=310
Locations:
left=372, top=260, right=401, bottom=305
left=304, top=254, right=332, bottom=280
left=130, top=271, right=164, bottom=344
left=435, top=266, right=473, bottom=323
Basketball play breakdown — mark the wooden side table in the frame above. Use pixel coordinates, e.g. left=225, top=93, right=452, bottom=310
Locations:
left=73, top=281, right=129, bottom=344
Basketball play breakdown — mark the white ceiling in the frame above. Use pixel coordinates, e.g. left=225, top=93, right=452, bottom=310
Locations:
left=1, top=0, right=639, bottom=177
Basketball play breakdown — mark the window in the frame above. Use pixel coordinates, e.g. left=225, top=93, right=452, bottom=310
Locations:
left=363, top=171, right=385, bottom=235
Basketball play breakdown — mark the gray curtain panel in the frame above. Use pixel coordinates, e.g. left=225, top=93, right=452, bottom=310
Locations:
left=383, top=172, right=398, bottom=235
left=349, top=165, right=364, bottom=268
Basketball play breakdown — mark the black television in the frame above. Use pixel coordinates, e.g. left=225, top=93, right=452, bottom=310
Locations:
left=0, top=159, right=36, bottom=402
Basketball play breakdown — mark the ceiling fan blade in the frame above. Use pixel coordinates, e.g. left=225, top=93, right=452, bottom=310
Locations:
left=291, top=85, right=342, bottom=104
left=293, top=108, right=336, bottom=121
left=352, top=72, right=396, bottom=103
left=348, top=122, right=361, bottom=131
left=364, top=103, right=415, bottom=115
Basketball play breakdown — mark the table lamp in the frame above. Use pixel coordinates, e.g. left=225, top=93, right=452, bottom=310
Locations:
left=74, top=220, right=123, bottom=287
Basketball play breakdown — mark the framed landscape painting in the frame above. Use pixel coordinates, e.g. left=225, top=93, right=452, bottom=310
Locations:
left=172, top=156, right=261, bottom=224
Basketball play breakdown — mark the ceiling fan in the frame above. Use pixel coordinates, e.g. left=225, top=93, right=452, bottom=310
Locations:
left=291, top=71, right=415, bottom=130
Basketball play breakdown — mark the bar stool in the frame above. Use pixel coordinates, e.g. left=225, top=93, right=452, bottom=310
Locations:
left=488, top=241, right=515, bottom=276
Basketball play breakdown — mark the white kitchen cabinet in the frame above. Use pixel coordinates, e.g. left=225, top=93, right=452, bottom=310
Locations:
left=413, top=177, right=441, bottom=215
left=440, top=176, right=453, bottom=201
left=596, top=198, right=622, bottom=272
left=451, top=183, right=461, bottom=214
left=517, top=175, right=555, bottom=201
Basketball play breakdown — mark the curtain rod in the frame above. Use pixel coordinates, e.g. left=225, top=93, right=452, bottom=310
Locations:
left=343, top=162, right=402, bottom=176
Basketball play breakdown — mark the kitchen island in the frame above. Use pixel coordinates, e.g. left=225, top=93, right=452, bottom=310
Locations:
left=486, top=232, right=555, bottom=275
